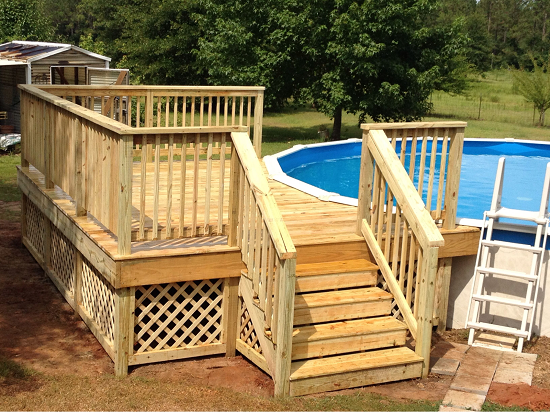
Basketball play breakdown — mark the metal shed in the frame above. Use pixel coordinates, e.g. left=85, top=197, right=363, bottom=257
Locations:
left=0, top=41, right=111, bottom=133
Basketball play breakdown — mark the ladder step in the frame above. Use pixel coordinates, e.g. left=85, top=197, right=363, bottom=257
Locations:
left=471, top=294, right=534, bottom=309
left=467, top=321, right=529, bottom=338
left=487, top=207, right=547, bottom=224
left=481, top=240, right=543, bottom=253
left=476, top=266, right=538, bottom=281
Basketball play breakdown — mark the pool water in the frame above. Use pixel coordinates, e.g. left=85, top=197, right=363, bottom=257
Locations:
left=279, top=139, right=550, bottom=223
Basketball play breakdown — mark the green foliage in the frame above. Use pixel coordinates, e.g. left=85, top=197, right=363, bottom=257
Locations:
left=78, top=33, right=106, bottom=56
left=0, top=0, right=54, bottom=42
left=512, top=55, right=550, bottom=125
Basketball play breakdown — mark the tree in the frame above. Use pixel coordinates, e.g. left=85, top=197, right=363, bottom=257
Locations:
left=0, top=0, right=54, bottom=43
left=199, top=0, right=469, bottom=139
left=513, top=55, right=550, bottom=125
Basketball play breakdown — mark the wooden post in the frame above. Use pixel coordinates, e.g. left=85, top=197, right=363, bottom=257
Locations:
left=44, top=101, right=54, bottom=189
left=145, top=91, right=154, bottom=162
left=274, top=258, right=296, bottom=397
left=114, top=287, right=132, bottom=377
left=228, top=144, right=240, bottom=247
left=356, top=130, right=374, bottom=234
left=415, top=247, right=439, bottom=378
left=443, top=128, right=464, bottom=230
left=117, top=135, right=133, bottom=256
left=223, top=277, right=240, bottom=356
left=253, top=92, right=264, bottom=158
left=435, top=257, right=453, bottom=333
left=74, top=117, right=86, bottom=216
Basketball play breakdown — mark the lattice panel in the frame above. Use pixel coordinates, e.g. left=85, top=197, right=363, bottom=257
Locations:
left=134, top=279, right=224, bottom=353
left=377, top=259, right=419, bottom=321
left=81, top=258, right=115, bottom=344
left=50, top=225, right=76, bottom=294
left=26, top=198, right=45, bottom=258
left=239, top=297, right=262, bottom=354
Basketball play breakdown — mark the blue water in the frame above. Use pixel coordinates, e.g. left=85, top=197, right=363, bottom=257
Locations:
left=279, top=140, right=550, bottom=222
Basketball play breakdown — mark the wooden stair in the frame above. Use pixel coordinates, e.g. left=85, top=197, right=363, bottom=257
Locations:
left=288, top=258, right=423, bottom=396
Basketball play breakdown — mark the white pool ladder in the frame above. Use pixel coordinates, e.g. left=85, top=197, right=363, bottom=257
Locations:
left=465, top=157, right=550, bottom=352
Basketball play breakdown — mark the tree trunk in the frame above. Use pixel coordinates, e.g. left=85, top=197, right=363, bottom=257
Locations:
left=331, top=106, right=342, bottom=141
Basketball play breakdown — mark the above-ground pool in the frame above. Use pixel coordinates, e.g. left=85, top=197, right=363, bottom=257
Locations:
left=264, top=138, right=550, bottom=236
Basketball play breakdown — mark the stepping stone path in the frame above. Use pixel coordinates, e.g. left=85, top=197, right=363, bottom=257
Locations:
left=430, top=342, right=537, bottom=411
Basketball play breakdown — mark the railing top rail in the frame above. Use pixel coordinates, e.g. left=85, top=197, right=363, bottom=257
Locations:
left=19, top=84, right=249, bottom=135
left=231, top=131, right=296, bottom=260
left=367, top=129, right=445, bottom=249
left=36, top=84, right=265, bottom=92
left=361, top=121, right=467, bottom=130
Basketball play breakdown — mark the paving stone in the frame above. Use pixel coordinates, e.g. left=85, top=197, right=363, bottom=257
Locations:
left=450, top=372, right=493, bottom=396
left=431, top=357, right=461, bottom=376
left=457, top=358, right=498, bottom=378
left=500, top=351, right=537, bottom=366
left=467, top=346, right=503, bottom=362
left=442, top=389, right=486, bottom=411
left=493, top=368, right=533, bottom=385
left=439, top=406, right=466, bottom=411
left=432, top=342, right=469, bottom=359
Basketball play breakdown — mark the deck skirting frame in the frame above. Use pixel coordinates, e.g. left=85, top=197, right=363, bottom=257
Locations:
left=21, top=192, right=240, bottom=374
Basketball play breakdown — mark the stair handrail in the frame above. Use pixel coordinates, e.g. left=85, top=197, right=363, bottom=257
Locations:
left=358, top=128, right=444, bottom=378
left=230, top=131, right=296, bottom=396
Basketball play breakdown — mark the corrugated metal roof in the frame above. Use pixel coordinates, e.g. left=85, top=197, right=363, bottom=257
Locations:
left=0, top=41, right=111, bottom=64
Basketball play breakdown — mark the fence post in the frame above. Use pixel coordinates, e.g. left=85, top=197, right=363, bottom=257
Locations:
left=44, top=100, right=54, bottom=189
left=443, top=127, right=464, bottom=230
left=274, top=258, right=296, bottom=397
left=117, top=134, right=133, bottom=256
left=74, top=117, right=86, bottom=216
left=114, top=287, right=132, bottom=376
left=415, top=247, right=439, bottom=377
left=253, top=91, right=264, bottom=158
left=356, top=130, right=374, bottom=235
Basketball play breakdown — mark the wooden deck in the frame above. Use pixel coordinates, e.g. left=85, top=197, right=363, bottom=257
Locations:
left=19, top=159, right=479, bottom=263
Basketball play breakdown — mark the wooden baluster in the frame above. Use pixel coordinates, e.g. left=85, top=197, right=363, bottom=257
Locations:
left=166, top=134, right=174, bottom=239
left=179, top=136, right=188, bottom=237
left=165, top=96, right=169, bottom=127
left=265, top=241, right=275, bottom=330
left=414, top=248, right=423, bottom=317
left=216, top=96, right=221, bottom=126
left=139, top=135, right=147, bottom=240
left=153, top=135, right=161, bottom=240
left=384, top=186, right=393, bottom=260
left=436, top=128, right=449, bottom=220
left=418, top=128, right=428, bottom=199
left=231, top=97, right=236, bottom=125
left=218, top=133, right=226, bottom=235
left=376, top=175, right=386, bottom=246
left=400, top=129, right=407, bottom=165
left=247, top=196, right=256, bottom=272
left=271, top=257, right=281, bottom=343
left=391, top=205, right=402, bottom=276
left=192, top=133, right=200, bottom=236
left=370, top=165, right=381, bottom=230
left=399, top=219, right=409, bottom=292
left=224, top=97, right=229, bottom=126
left=408, top=129, right=418, bottom=181
left=239, top=96, right=244, bottom=126
left=173, top=96, right=178, bottom=127
left=190, top=97, right=195, bottom=127
left=208, top=96, right=213, bottom=126
left=136, top=97, right=141, bottom=128
left=259, top=222, right=268, bottom=310
left=241, top=179, right=250, bottom=263
left=182, top=96, right=187, bottom=127
left=200, top=96, right=204, bottom=126
left=247, top=97, right=252, bottom=128
left=204, top=133, right=213, bottom=235
left=406, top=236, right=416, bottom=306
left=254, top=205, right=262, bottom=297
left=156, top=97, right=161, bottom=127
left=426, top=129, right=439, bottom=213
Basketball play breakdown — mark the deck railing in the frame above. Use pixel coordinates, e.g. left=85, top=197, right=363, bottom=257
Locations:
left=20, top=85, right=254, bottom=255
left=360, top=122, right=466, bottom=230
left=357, top=128, right=445, bottom=377
left=230, top=131, right=296, bottom=396
left=35, top=85, right=265, bottom=158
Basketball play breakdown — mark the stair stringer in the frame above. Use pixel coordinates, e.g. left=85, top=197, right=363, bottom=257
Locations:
left=238, top=275, right=276, bottom=378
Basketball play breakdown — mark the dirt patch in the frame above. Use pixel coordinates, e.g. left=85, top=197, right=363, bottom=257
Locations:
left=487, top=382, right=550, bottom=411
left=524, top=335, right=550, bottom=389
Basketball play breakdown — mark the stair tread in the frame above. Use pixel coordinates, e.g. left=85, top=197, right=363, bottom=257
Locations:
left=290, top=347, right=423, bottom=380
left=293, top=317, right=407, bottom=343
left=296, top=259, right=378, bottom=277
left=294, top=287, right=392, bottom=310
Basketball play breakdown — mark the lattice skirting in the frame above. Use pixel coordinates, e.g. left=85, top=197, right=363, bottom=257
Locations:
left=50, top=225, right=76, bottom=297
left=26, top=198, right=46, bottom=258
left=239, top=296, right=262, bottom=355
left=134, top=279, right=224, bottom=353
